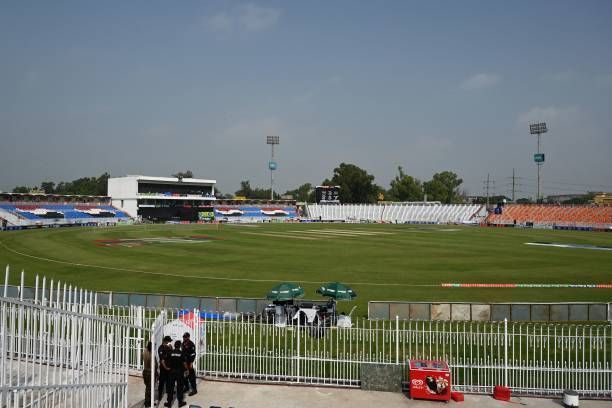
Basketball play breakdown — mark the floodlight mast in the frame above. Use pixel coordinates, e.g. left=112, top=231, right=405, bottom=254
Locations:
left=266, top=136, right=280, bottom=200
left=529, top=122, right=548, bottom=202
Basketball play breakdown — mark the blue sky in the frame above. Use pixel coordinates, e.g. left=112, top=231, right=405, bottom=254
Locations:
left=1, top=1, right=611, bottom=198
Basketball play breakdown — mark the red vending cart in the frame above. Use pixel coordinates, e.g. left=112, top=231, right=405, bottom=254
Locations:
left=408, top=360, right=451, bottom=401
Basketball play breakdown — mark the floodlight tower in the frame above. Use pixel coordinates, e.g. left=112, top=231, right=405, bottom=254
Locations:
left=529, top=122, right=548, bottom=202
left=266, top=135, right=279, bottom=200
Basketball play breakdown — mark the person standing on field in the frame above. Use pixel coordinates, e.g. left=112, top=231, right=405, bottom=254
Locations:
left=181, top=332, right=197, bottom=396
left=142, top=341, right=155, bottom=408
left=157, top=336, right=172, bottom=404
left=165, top=340, right=186, bottom=407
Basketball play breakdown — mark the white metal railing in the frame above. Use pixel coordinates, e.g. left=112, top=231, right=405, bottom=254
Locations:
left=1, top=267, right=148, bottom=407
left=96, top=305, right=612, bottom=397
left=3, top=265, right=610, bottom=399
left=149, top=310, right=166, bottom=406
left=180, top=312, right=611, bottom=397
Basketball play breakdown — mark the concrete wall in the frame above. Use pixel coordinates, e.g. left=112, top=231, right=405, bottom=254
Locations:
left=369, top=301, right=611, bottom=322
left=360, top=363, right=403, bottom=392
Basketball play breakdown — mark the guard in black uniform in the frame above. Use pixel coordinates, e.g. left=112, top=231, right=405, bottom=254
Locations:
left=182, top=332, right=197, bottom=396
left=164, top=340, right=186, bottom=407
left=157, top=335, right=173, bottom=403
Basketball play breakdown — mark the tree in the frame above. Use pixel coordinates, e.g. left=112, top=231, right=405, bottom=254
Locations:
left=96, top=173, right=110, bottom=196
left=40, top=181, right=56, bottom=194
left=172, top=170, right=193, bottom=179
left=234, top=180, right=253, bottom=197
left=19, top=172, right=111, bottom=196
left=561, top=193, right=595, bottom=205
left=283, top=183, right=314, bottom=202
left=234, top=180, right=280, bottom=199
left=327, top=163, right=378, bottom=203
left=12, top=186, right=30, bottom=193
left=387, top=167, right=422, bottom=202
left=423, top=171, right=464, bottom=204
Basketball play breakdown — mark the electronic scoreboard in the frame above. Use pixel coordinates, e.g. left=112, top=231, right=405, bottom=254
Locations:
left=315, top=185, right=340, bottom=203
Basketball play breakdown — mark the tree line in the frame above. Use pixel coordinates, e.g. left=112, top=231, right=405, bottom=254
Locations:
left=231, top=163, right=465, bottom=204
left=9, top=166, right=595, bottom=204
left=11, top=173, right=110, bottom=196
left=8, top=164, right=465, bottom=203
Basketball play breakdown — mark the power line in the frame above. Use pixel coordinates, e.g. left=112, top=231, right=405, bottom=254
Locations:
left=483, top=174, right=495, bottom=206
left=518, top=177, right=612, bottom=190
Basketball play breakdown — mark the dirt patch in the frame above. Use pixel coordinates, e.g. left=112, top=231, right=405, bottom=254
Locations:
left=525, top=242, right=612, bottom=251
left=94, top=235, right=220, bottom=247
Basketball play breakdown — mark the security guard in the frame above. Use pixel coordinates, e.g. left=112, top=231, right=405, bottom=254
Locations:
left=182, top=332, right=197, bottom=396
left=164, top=340, right=187, bottom=407
left=157, top=336, right=172, bottom=403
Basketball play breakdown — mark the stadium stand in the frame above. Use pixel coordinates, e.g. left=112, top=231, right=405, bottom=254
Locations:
left=0, top=193, right=131, bottom=229
left=305, top=203, right=485, bottom=224
left=485, top=204, right=612, bottom=229
left=214, top=205, right=298, bottom=223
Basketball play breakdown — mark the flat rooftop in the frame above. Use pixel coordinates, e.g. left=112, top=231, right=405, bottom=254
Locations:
left=114, top=175, right=216, bottom=185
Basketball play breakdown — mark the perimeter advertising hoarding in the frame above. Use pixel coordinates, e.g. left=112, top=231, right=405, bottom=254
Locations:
left=198, top=211, right=215, bottom=221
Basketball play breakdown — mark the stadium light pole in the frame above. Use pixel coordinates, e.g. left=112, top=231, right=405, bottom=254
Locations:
left=529, top=122, right=548, bottom=203
left=266, top=136, right=280, bottom=200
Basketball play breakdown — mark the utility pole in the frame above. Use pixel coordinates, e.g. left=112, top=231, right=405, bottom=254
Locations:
left=512, top=168, right=516, bottom=202
left=529, top=123, right=548, bottom=203
left=266, top=136, right=280, bottom=200
left=483, top=174, right=495, bottom=207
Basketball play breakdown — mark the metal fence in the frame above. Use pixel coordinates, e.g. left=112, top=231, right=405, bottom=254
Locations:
left=166, top=311, right=611, bottom=397
left=1, top=267, right=148, bottom=407
left=2, top=265, right=612, bottom=399
left=95, top=306, right=612, bottom=397
left=8, top=282, right=612, bottom=323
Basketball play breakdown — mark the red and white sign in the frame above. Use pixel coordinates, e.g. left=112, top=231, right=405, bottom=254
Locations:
left=408, top=360, right=451, bottom=401
left=216, top=208, right=244, bottom=216
left=260, top=208, right=288, bottom=216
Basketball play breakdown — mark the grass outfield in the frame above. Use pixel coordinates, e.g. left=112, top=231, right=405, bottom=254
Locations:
left=0, top=223, right=610, bottom=315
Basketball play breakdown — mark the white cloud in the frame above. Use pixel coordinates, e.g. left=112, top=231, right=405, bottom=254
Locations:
left=518, top=106, right=580, bottom=127
left=239, top=4, right=281, bottom=32
left=461, top=73, right=501, bottom=91
left=206, top=3, right=281, bottom=33
left=207, top=12, right=233, bottom=33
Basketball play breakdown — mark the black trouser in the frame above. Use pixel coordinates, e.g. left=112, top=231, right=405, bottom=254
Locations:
left=142, top=370, right=152, bottom=406
left=185, top=362, right=197, bottom=392
left=166, top=371, right=184, bottom=404
left=157, top=369, right=169, bottom=400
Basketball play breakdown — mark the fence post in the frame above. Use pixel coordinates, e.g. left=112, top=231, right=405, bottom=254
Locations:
left=194, top=309, right=200, bottom=376
left=3, top=265, right=8, bottom=297
left=297, top=313, right=301, bottom=382
left=150, top=321, right=156, bottom=408
left=137, top=306, right=143, bottom=370
left=34, top=275, right=39, bottom=304
left=19, top=270, right=24, bottom=301
left=504, top=318, right=508, bottom=387
left=396, top=315, right=400, bottom=365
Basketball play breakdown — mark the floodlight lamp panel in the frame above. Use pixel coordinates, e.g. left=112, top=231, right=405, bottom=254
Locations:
left=266, top=135, right=280, bottom=144
left=529, top=122, right=548, bottom=134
